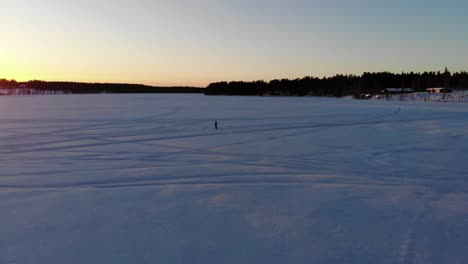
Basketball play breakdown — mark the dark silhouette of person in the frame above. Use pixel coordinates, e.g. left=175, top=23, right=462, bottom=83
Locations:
left=215, top=121, right=218, bottom=130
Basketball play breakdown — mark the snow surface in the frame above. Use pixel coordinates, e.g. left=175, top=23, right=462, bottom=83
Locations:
left=370, top=90, right=468, bottom=103
left=1, top=94, right=468, bottom=264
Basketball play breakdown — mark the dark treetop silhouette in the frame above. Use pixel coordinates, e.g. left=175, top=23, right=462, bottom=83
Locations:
left=0, top=79, right=203, bottom=94
left=2, top=69, right=467, bottom=97
left=205, top=69, right=467, bottom=97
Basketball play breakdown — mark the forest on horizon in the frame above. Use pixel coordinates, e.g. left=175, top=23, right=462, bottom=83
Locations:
left=0, top=79, right=203, bottom=94
left=2, top=69, right=468, bottom=96
left=206, top=69, right=468, bottom=96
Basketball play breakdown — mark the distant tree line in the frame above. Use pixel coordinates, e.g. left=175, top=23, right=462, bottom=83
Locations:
left=205, top=69, right=468, bottom=96
left=0, top=79, right=19, bottom=88
left=0, top=79, right=203, bottom=94
left=3, top=69, right=468, bottom=96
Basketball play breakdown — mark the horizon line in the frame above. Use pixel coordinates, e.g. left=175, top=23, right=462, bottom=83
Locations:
left=2, top=68, right=467, bottom=88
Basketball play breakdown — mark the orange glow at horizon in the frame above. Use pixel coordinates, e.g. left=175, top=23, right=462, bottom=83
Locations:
left=2, top=1, right=467, bottom=88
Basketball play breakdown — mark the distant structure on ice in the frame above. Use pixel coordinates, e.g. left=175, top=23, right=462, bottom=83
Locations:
left=426, top=87, right=453, bottom=93
left=0, top=85, right=65, bottom=96
left=381, top=88, right=415, bottom=94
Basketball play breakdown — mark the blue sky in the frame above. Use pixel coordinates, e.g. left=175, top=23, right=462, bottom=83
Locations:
left=1, top=0, right=467, bottom=86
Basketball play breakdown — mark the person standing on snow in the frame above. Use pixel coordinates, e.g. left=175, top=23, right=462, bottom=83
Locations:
left=215, top=121, right=218, bottom=130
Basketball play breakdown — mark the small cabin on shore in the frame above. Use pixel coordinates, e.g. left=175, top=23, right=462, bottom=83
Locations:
left=426, top=88, right=453, bottom=93
left=381, top=88, right=414, bottom=94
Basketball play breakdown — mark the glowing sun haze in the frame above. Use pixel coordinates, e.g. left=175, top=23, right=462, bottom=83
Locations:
left=1, top=0, right=467, bottom=86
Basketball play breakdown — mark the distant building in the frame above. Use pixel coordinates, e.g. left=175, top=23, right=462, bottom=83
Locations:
left=356, top=94, right=372, bottom=100
left=426, top=87, right=453, bottom=93
left=381, top=88, right=414, bottom=94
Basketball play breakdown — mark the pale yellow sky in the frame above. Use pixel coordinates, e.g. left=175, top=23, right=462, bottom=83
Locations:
left=1, top=0, right=467, bottom=87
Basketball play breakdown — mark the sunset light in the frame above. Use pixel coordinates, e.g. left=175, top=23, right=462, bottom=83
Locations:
left=2, top=1, right=468, bottom=263
left=2, top=0, right=468, bottom=86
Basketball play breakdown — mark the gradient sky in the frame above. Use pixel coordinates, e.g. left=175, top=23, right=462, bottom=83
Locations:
left=1, top=0, right=467, bottom=86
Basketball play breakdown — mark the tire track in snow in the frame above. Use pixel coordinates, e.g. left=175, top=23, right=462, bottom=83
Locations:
left=399, top=209, right=427, bottom=264
left=2, top=116, right=440, bottom=155
left=399, top=192, right=442, bottom=264
left=0, top=170, right=412, bottom=191
left=1, top=105, right=448, bottom=155
left=0, top=178, right=404, bottom=191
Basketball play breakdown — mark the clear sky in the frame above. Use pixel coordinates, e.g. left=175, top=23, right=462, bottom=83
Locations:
left=1, top=0, right=467, bottom=87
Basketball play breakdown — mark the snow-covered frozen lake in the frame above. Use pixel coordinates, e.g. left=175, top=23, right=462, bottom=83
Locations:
left=1, top=94, right=468, bottom=264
